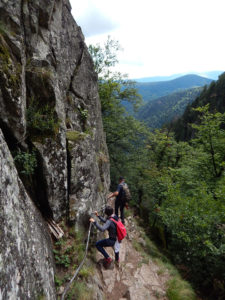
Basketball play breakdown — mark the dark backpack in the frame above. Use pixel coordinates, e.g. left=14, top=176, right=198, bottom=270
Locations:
left=121, top=183, right=131, bottom=203
left=110, top=218, right=127, bottom=241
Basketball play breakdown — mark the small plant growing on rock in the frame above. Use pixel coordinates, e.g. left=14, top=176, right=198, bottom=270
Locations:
left=14, top=150, right=37, bottom=176
left=53, top=249, right=71, bottom=268
left=53, top=222, right=94, bottom=299
left=26, top=97, right=59, bottom=137
left=79, top=108, right=88, bottom=121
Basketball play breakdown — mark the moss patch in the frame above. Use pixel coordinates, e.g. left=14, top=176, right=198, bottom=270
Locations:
left=0, top=35, right=21, bottom=92
left=66, top=130, right=88, bottom=142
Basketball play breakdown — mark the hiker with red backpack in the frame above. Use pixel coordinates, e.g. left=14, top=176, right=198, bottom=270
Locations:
left=89, top=205, right=126, bottom=266
left=108, top=176, right=131, bottom=225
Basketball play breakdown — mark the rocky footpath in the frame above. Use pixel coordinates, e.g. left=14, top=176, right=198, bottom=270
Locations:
left=92, top=216, right=170, bottom=300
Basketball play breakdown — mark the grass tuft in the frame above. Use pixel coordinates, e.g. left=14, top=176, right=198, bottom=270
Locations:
left=166, top=277, right=196, bottom=300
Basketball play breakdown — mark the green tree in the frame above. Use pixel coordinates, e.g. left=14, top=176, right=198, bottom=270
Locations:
left=191, top=104, right=225, bottom=179
left=88, top=37, right=145, bottom=190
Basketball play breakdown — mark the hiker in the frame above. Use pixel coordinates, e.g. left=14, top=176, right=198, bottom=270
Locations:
left=108, top=176, right=129, bottom=225
left=89, top=206, right=120, bottom=266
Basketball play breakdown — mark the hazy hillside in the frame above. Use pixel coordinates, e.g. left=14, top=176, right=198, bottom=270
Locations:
left=137, top=87, right=202, bottom=129
left=135, top=74, right=212, bottom=102
left=134, top=70, right=223, bottom=83
left=171, top=72, right=225, bottom=141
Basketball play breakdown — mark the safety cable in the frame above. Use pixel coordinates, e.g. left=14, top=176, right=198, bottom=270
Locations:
left=61, top=222, right=93, bottom=300
left=61, top=201, right=108, bottom=299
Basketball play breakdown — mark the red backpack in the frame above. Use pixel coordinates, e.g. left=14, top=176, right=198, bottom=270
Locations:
left=110, top=218, right=127, bottom=241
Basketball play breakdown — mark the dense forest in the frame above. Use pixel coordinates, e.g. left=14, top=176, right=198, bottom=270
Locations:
left=137, top=87, right=202, bottom=128
left=171, top=73, right=225, bottom=141
left=89, top=38, right=225, bottom=300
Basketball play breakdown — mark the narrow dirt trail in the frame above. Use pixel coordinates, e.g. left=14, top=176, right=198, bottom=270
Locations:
left=95, top=216, right=170, bottom=300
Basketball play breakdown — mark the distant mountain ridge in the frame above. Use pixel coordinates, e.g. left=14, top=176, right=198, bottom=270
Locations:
left=134, top=70, right=224, bottom=83
left=135, top=74, right=213, bottom=103
left=137, top=87, right=202, bottom=129
left=171, top=72, right=225, bottom=141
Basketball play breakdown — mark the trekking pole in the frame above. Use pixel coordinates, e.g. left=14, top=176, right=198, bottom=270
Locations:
left=61, top=222, right=93, bottom=300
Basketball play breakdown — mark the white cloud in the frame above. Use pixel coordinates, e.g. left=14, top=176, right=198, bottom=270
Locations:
left=74, top=1, right=119, bottom=36
left=71, top=0, right=225, bottom=78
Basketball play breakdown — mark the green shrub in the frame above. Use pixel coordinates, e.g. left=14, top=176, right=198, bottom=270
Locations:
left=14, top=150, right=37, bottom=176
left=53, top=249, right=71, bottom=268
left=67, top=282, right=93, bottom=300
left=79, top=108, right=88, bottom=121
left=26, top=97, right=59, bottom=136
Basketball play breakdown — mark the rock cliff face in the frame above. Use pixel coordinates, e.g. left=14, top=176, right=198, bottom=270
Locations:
left=0, top=129, right=56, bottom=299
left=0, top=0, right=110, bottom=298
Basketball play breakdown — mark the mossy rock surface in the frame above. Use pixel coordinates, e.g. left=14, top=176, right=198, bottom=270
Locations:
left=66, top=130, right=88, bottom=142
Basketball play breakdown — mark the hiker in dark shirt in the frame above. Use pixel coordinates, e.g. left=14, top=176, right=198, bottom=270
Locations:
left=90, top=206, right=119, bottom=266
left=108, top=176, right=126, bottom=224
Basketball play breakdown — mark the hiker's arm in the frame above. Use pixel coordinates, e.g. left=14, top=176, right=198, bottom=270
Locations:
left=107, top=191, right=119, bottom=199
left=93, top=219, right=111, bottom=232
left=98, top=215, right=107, bottom=223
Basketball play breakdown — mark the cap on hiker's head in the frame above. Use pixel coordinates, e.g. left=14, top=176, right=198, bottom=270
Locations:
left=105, top=206, right=113, bottom=216
left=119, top=176, right=124, bottom=181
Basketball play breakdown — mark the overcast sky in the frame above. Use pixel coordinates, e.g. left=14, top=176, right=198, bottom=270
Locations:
left=70, top=0, right=225, bottom=79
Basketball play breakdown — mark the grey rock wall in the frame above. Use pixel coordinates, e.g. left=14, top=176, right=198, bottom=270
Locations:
left=0, top=129, right=56, bottom=299
left=0, top=0, right=110, bottom=298
left=0, top=0, right=110, bottom=221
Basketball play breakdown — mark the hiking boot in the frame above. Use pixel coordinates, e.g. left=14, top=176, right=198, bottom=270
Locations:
left=115, top=259, right=120, bottom=266
left=104, top=257, right=112, bottom=267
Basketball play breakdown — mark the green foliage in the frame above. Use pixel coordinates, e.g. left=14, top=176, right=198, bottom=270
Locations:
left=67, top=281, right=93, bottom=300
left=90, top=37, right=225, bottom=298
left=54, top=275, right=63, bottom=288
left=172, top=72, right=225, bottom=141
left=89, top=36, right=120, bottom=79
left=88, top=37, right=144, bottom=189
left=78, top=266, right=94, bottom=279
left=166, top=277, right=196, bottom=300
left=66, top=130, right=87, bottom=142
left=53, top=227, right=86, bottom=270
left=53, top=223, right=95, bottom=299
left=191, top=105, right=225, bottom=179
left=79, top=108, right=88, bottom=121
left=14, top=150, right=37, bottom=176
left=26, top=97, right=59, bottom=136
left=138, top=108, right=225, bottom=297
left=53, top=249, right=71, bottom=268
left=137, top=87, right=202, bottom=129
left=0, top=36, right=21, bottom=91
